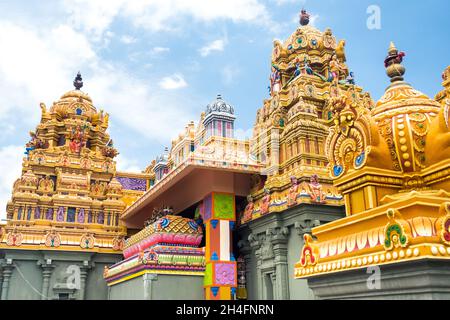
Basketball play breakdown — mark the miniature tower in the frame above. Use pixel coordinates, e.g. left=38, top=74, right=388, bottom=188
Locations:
left=2, top=73, right=126, bottom=253
left=203, top=95, right=236, bottom=139
left=246, top=8, right=373, bottom=222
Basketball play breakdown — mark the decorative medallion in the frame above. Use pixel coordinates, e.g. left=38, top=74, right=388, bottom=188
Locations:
left=80, top=233, right=95, bottom=249
left=6, top=231, right=23, bottom=247
left=383, top=209, right=410, bottom=251
left=45, top=230, right=61, bottom=248
left=112, top=237, right=125, bottom=251
left=354, top=151, right=366, bottom=169
left=158, top=217, right=170, bottom=229
left=214, top=263, right=236, bottom=286
left=139, top=249, right=158, bottom=265
left=188, top=220, right=199, bottom=231
left=299, top=234, right=319, bottom=267
left=438, top=202, right=450, bottom=246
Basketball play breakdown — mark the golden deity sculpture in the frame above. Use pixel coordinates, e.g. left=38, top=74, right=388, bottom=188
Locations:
left=0, top=73, right=149, bottom=253
left=295, top=42, right=450, bottom=278
left=243, top=9, right=374, bottom=224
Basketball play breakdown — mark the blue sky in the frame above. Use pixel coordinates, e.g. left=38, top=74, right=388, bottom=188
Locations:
left=0, top=0, right=449, bottom=218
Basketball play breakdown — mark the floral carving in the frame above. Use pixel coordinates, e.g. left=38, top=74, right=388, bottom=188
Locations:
left=45, top=230, right=61, bottom=248
left=6, top=230, right=23, bottom=247
left=215, top=263, right=236, bottom=286
left=383, top=209, right=410, bottom=251
left=299, top=234, right=319, bottom=267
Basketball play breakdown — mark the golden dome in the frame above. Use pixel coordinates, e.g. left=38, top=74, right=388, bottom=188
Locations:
left=272, top=10, right=339, bottom=65
left=50, top=73, right=97, bottom=120
left=60, top=89, right=93, bottom=104
left=326, top=43, right=447, bottom=180
left=373, top=43, right=442, bottom=173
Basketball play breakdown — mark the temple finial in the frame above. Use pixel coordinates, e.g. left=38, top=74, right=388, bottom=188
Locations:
left=384, top=42, right=406, bottom=83
left=300, top=8, right=310, bottom=26
left=73, top=72, right=83, bottom=90
left=388, top=42, right=397, bottom=55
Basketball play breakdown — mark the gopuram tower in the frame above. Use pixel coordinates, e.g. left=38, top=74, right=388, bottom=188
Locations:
left=0, top=73, right=149, bottom=300
left=294, top=43, right=450, bottom=299
left=237, top=9, right=374, bottom=300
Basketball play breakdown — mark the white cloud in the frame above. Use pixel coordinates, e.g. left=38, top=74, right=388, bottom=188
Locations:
left=234, top=128, right=253, bottom=141
left=272, top=0, right=306, bottom=5
left=221, top=65, right=240, bottom=85
left=150, top=47, right=170, bottom=55
left=63, top=0, right=271, bottom=35
left=0, top=19, right=196, bottom=146
left=309, top=14, right=319, bottom=27
left=116, top=154, right=142, bottom=173
left=0, top=22, right=95, bottom=126
left=120, top=35, right=137, bottom=44
left=199, top=39, right=226, bottom=57
left=0, top=145, right=24, bottom=221
left=159, top=74, right=188, bottom=90
left=63, top=0, right=125, bottom=38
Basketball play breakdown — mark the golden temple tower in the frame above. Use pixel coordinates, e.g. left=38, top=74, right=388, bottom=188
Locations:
left=1, top=73, right=129, bottom=253
left=244, top=9, right=374, bottom=223
left=294, top=42, right=450, bottom=299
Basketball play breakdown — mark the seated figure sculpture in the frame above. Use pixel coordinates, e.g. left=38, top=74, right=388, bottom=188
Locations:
left=304, top=174, right=326, bottom=204
left=287, top=176, right=299, bottom=207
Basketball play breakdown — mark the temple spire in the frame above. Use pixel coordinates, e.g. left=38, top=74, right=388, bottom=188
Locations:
left=299, top=9, right=310, bottom=26
left=73, top=72, right=83, bottom=90
left=384, top=42, right=406, bottom=83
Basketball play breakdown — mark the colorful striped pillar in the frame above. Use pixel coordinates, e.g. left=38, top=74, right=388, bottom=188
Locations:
left=202, top=192, right=237, bottom=300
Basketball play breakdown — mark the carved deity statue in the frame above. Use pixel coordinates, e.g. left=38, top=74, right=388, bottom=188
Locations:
left=260, top=188, right=271, bottom=215
left=335, top=40, right=347, bottom=63
left=40, top=102, right=49, bottom=120
left=270, top=65, right=282, bottom=95
left=346, top=71, right=356, bottom=85
left=243, top=195, right=254, bottom=223
left=102, top=139, right=119, bottom=158
left=287, top=176, right=299, bottom=207
left=38, top=176, right=54, bottom=193
left=102, top=112, right=110, bottom=128
left=302, top=56, right=314, bottom=76
left=305, top=174, right=326, bottom=203
left=25, top=131, right=48, bottom=157
left=69, top=125, right=87, bottom=154
left=329, top=53, right=348, bottom=84
left=289, top=58, right=303, bottom=83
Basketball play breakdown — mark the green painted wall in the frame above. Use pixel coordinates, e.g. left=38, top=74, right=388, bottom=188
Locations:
left=108, top=274, right=204, bottom=300
left=108, top=275, right=145, bottom=300
left=286, top=227, right=314, bottom=299
left=0, top=249, right=122, bottom=300
left=237, top=204, right=345, bottom=300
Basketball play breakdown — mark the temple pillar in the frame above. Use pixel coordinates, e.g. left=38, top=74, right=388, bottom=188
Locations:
left=1, top=262, right=14, bottom=300
left=202, top=192, right=237, bottom=300
left=270, top=273, right=277, bottom=299
left=78, top=261, right=91, bottom=300
left=236, top=239, right=251, bottom=300
left=237, top=239, right=251, bottom=295
left=295, top=219, right=321, bottom=236
left=272, top=227, right=290, bottom=300
left=38, top=259, right=54, bottom=300
left=0, top=266, right=3, bottom=298
left=248, top=233, right=263, bottom=299
left=143, top=273, right=158, bottom=300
